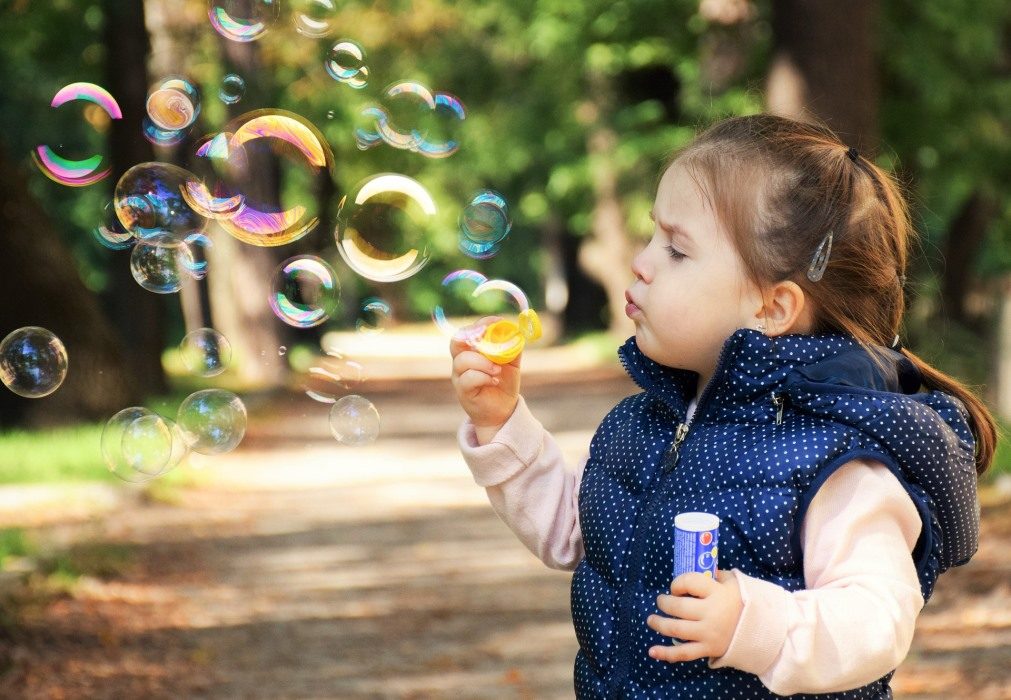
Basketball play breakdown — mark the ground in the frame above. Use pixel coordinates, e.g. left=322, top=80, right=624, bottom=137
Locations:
left=0, top=362, right=1009, bottom=699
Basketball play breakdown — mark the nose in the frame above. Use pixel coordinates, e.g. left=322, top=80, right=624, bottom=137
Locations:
left=631, top=247, right=650, bottom=283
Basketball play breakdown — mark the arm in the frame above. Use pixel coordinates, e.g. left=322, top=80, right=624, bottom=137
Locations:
left=459, top=395, right=585, bottom=571
left=708, top=458, right=925, bottom=695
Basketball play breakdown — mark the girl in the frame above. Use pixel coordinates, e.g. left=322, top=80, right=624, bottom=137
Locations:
left=450, top=114, right=997, bottom=698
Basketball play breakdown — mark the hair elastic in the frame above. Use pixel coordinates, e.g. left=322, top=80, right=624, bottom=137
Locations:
left=847, top=146, right=859, bottom=162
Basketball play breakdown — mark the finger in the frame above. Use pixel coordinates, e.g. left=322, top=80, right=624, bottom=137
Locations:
left=648, top=641, right=708, bottom=664
left=453, top=350, right=501, bottom=378
left=449, top=316, right=504, bottom=355
left=646, top=614, right=702, bottom=642
left=715, top=569, right=734, bottom=584
left=456, top=368, right=500, bottom=394
left=655, top=594, right=705, bottom=621
left=670, top=573, right=717, bottom=598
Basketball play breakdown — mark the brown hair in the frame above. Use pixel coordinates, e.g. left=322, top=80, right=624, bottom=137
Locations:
left=669, top=113, right=997, bottom=476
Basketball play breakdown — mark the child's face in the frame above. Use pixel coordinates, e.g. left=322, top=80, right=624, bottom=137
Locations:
left=626, top=162, right=762, bottom=383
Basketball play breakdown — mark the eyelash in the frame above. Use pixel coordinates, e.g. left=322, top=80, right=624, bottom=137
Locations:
left=664, top=245, right=686, bottom=261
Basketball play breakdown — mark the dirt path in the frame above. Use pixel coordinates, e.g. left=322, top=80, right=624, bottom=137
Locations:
left=1, top=371, right=1010, bottom=699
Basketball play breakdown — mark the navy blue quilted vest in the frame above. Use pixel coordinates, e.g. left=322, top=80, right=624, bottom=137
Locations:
left=572, top=328, right=979, bottom=699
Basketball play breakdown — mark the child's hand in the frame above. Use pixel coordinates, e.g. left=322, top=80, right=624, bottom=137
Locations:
left=646, top=570, right=743, bottom=663
left=450, top=317, right=521, bottom=436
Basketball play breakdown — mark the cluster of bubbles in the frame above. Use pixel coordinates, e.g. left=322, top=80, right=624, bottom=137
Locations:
left=0, top=327, right=69, bottom=398
left=29, top=16, right=525, bottom=458
left=102, top=388, right=246, bottom=483
left=355, top=82, right=466, bottom=158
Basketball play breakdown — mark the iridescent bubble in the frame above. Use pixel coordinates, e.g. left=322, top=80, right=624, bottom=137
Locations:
left=328, top=394, right=379, bottom=446
left=177, top=389, right=247, bottom=455
left=416, top=92, right=466, bottom=159
left=355, top=83, right=464, bottom=158
left=356, top=297, right=392, bottom=334
left=269, top=256, right=340, bottom=328
left=33, top=82, right=122, bottom=187
left=130, top=233, right=196, bottom=294
left=303, top=348, right=364, bottom=404
left=219, top=74, right=246, bottom=105
left=180, top=328, right=231, bottom=377
left=459, top=190, right=511, bottom=259
left=335, top=174, right=435, bottom=283
left=208, top=0, right=279, bottom=42
left=293, top=0, right=336, bottom=37
left=325, top=40, right=368, bottom=88
left=103, top=407, right=189, bottom=482
left=92, top=200, right=135, bottom=250
left=146, top=77, right=200, bottom=132
left=182, top=232, right=212, bottom=280
left=432, top=270, right=488, bottom=341
left=432, top=272, right=531, bottom=361
left=114, top=162, right=208, bottom=240
left=0, top=327, right=68, bottom=399
left=203, top=110, right=333, bottom=246
left=142, top=116, right=187, bottom=148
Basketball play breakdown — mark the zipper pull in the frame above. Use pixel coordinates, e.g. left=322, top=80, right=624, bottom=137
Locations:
left=771, top=392, right=785, bottom=425
left=664, top=423, right=690, bottom=472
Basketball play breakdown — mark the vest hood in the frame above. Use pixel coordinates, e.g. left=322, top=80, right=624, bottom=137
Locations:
left=617, top=327, right=979, bottom=570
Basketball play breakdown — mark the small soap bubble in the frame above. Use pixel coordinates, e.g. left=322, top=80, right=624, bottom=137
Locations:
left=130, top=233, right=196, bottom=294
left=278, top=345, right=287, bottom=356
left=114, top=162, right=208, bottom=240
left=0, top=327, right=69, bottom=398
left=335, top=174, right=435, bottom=283
left=146, top=77, right=200, bottom=132
left=180, top=328, right=232, bottom=377
left=103, top=407, right=189, bottom=482
left=328, top=394, right=380, bottom=446
left=293, top=0, right=336, bottom=37
left=459, top=190, right=511, bottom=259
left=142, top=116, right=187, bottom=148
left=177, top=389, right=247, bottom=455
left=219, top=73, right=246, bottom=105
left=92, top=200, right=135, bottom=250
left=356, top=297, right=392, bottom=334
left=269, top=256, right=340, bottom=328
left=303, top=348, right=364, bottom=404
left=209, top=0, right=279, bottom=42
left=325, top=41, right=368, bottom=89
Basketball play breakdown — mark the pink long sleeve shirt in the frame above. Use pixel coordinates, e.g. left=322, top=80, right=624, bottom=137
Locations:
left=458, top=395, right=925, bottom=696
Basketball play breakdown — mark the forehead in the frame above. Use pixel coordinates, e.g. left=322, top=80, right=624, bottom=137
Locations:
left=653, top=162, right=723, bottom=247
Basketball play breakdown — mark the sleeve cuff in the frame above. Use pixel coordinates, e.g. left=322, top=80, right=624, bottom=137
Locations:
left=708, top=569, right=790, bottom=675
left=457, top=396, right=546, bottom=487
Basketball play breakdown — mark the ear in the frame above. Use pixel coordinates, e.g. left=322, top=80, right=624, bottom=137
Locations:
left=754, top=280, right=812, bottom=336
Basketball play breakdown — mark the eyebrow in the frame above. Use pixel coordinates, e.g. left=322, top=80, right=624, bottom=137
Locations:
left=649, top=209, right=694, bottom=246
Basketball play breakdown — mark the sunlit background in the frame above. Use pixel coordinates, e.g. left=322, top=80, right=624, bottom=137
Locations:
left=0, top=0, right=1009, bottom=697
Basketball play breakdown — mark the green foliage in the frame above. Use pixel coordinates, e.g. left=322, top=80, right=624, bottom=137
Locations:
left=0, top=528, right=31, bottom=569
left=0, top=425, right=110, bottom=484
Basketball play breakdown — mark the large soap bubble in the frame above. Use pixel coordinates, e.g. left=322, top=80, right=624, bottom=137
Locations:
left=329, top=394, right=380, bottom=446
left=293, top=0, right=337, bottom=37
left=180, top=328, right=232, bottom=377
left=177, top=389, right=247, bottom=455
left=459, top=190, right=511, bottom=259
left=33, top=82, right=122, bottom=187
left=208, top=0, right=279, bottom=42
left=130, top=233, right=196, bottom=294
left=0, top=327, right=68, bottom=398
left=335, top=173, right=436, bottom=283
left=269, top=256, right=341, bottom=328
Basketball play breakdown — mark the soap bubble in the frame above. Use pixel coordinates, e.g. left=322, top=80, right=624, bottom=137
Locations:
left=269, top=256, right=340, bottom=328
left=198, top=110, right=333, bottom=246
left=33, top=82, right=122, bottom=187
left=329, top=394, right=379, bottom=445
left=335, top=173, right=435, bottom=282
left=355, top=83, right=465, bottom=158
left=219, top=73, right=246, bottom=105
left=459, top=190, right=511, bottom=259
left=114, top=162, right=208, bottom=240
left=177, top=389, right=247, bottom=455
left=146, top=77, right=200, bottom=132
left=92, top=200, right=135, bottom=250
left=325, top=40, right=368, bottom=89
left=356, top=297, right=392, bottom=334
left=293, top=0, right=336, bottom=37
left=130, top=233, right=196, bottom=294
left=209, top=0, right=279, bottom=42
left=180, top=328, right=232, bottom=377
left=142, top=116, right=187, bottom=148
left=102, top=407, right=188, bottom=482
left=0, top=327, right=69, bottom=398
left=432, top=271, right=531, bottom=360
left=303, top=348, right=364, bottom=404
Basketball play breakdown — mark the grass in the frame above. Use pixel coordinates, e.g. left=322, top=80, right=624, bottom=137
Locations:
left=0, top=424, right=110, bottom=484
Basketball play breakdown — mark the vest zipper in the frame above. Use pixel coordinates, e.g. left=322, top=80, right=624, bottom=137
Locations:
left=771, top=391, right=786, bottom=425
left=663, top=422, right=690, bottom=472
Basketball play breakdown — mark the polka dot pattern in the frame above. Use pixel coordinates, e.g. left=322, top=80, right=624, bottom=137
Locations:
left=570, top=328, right=979, bottom=698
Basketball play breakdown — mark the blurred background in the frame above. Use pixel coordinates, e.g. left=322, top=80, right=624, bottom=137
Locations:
left=0, top=0, right=1009, bottom=697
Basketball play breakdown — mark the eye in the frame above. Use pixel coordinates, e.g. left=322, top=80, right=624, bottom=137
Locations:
left=664, top=245, right=686, bottom=261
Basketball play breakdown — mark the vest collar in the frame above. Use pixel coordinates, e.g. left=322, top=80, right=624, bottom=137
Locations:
left=617, top=327, right=917, bottom=422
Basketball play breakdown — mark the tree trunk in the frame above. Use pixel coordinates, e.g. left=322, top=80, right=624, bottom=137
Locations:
left=0, top=147, right=135, bottom=427
left=102, top=0, right=169, bottom=396
left=939, top=189, right=998, bottom=327
left=767, top=0, right=879, bottom=151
